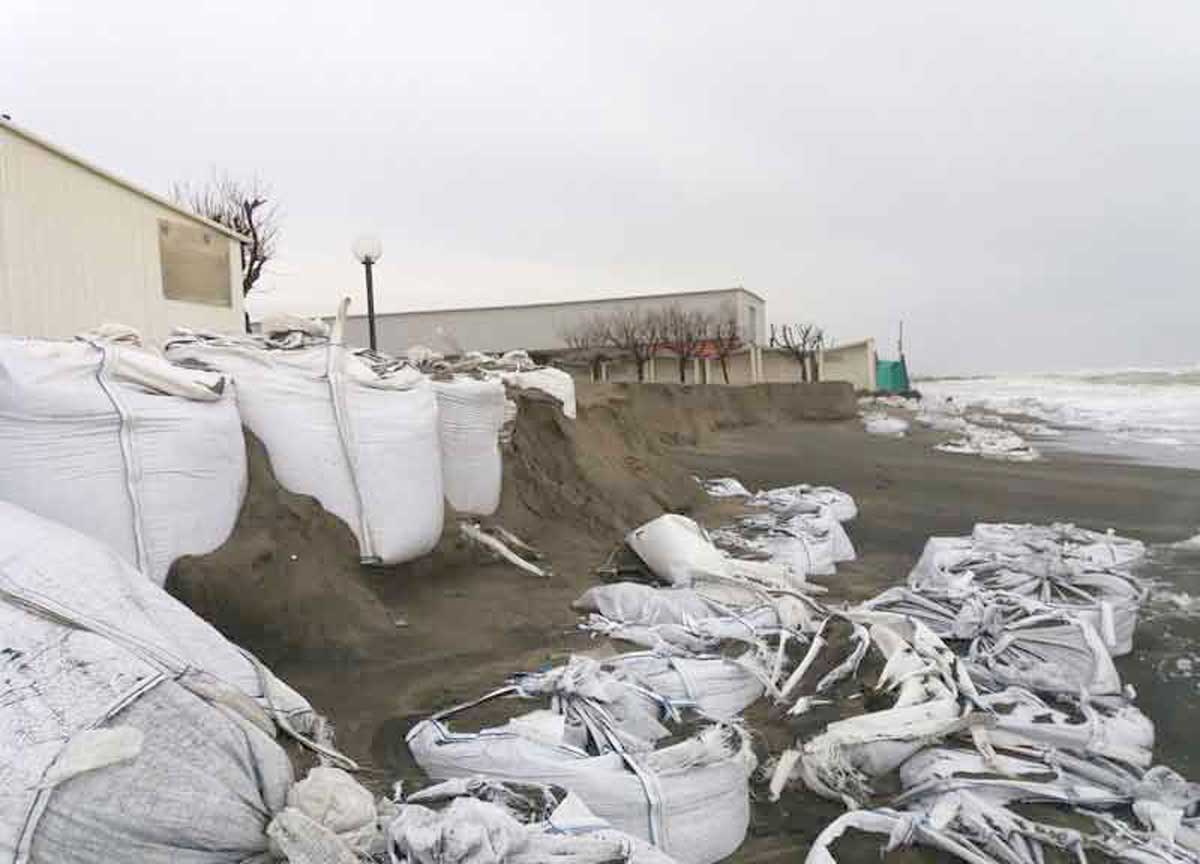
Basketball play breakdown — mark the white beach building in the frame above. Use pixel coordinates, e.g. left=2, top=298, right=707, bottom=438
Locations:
left=0, top=118, right=247, bottom=343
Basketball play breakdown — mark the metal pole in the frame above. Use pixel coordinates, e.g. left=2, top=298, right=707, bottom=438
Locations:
left=364, top=259, right=377, bottom=351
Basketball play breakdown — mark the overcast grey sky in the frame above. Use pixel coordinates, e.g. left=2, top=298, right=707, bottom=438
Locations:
left=4, top=1, right=1198, bottom=374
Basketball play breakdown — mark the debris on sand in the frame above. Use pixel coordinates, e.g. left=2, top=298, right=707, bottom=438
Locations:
left=762, top=516, right=1198, bottom=864
left=917, top=398, right=1041, bottom=461
left=862, top=411, right=909, bottom=438
left=935, top=424, right=1039, bottom=461
left=460, top=521, right=549, bottom=578
left=389, top=778, right=679, bottom=863
left=700, top=476, right=752, bottom=498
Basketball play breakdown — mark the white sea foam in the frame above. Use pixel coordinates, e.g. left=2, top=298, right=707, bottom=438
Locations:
left=919, top=367, right=1200, bottom=468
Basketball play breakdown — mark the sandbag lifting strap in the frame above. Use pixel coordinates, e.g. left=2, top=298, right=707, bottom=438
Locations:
left=88, top=340, right=151, bottom=574
left=326, top=298, right=378, bottom=563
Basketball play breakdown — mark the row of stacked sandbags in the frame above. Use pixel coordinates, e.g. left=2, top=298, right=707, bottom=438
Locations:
left=0, top=314, right=576, bottom=578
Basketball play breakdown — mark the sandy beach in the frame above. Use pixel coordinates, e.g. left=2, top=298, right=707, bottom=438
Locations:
left=168, top=383, right=1200, bottom=862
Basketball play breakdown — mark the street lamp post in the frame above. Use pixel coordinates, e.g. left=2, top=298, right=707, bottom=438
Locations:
left=352, top=234, right=383, bottom=351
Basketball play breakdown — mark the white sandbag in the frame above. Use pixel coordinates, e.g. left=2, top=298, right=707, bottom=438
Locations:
left=718, top=508, right=855, bottom=580
left=407, top=715, right=754, bottom=864
left=626, top=514, right=731, bottom=587
left=497, top=366, right=577, bottom=419
left=432, top=376, right=506, bottom=515
left=748, top=484, right=858, bottom=523
left=701, top=477, right=751, bottom=498
left=574, top=582, right=724, bottom=629
left=0, top=335, right=245, bottom=585
left=0, top=502, right=348, bottom=863
left=166, top=329, right=444, bottom=564
left=605, top=651, right=767, bottom=720
left=391, top=779, right=679, bottom=863
left=908, top=525, right=1145, bottom=655
left=935, top=423, right=1039, bottom=461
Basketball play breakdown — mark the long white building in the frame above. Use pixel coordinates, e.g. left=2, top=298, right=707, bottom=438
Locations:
left=0, top=119, right=247, bottom=343
left=340, top=286, right=767, bottom=355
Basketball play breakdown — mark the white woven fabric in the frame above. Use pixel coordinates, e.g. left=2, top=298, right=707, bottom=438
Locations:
left=0, top=335, right=245, bottom=584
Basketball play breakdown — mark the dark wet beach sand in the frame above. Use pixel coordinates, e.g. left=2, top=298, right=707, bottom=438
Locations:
left=170, top=389, right=1200, bottom=862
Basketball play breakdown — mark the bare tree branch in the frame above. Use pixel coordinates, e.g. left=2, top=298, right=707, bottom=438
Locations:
left=604, top=307, right=663, bottom=382
left=661, top=304, right=711, bottom=383
left=171, top=171, right=281, bottom=331
left=559, top=315, right=611, bottom=380
left=778, top=322, right=826, bottom=382
left=709, top=301, right=742, bottom=384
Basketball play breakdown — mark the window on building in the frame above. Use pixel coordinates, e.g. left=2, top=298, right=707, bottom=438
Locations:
left=746, top=304, right=758, bottom=343
left=159, top=219, right=232, bottom=307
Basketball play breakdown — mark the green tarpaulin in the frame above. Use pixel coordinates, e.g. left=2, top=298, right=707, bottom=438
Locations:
left=876, top=358, right=910, bottom=393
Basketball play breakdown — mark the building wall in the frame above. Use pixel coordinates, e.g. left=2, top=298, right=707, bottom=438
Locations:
left=341, top=287, right=767, bottom=355
left=0, top=126, right=244, bottom=344
left=819, top=339, right=876, bottom=391
left=760, top=347, right=806, bottom=383
left=567, top=343, right=873, bottom=389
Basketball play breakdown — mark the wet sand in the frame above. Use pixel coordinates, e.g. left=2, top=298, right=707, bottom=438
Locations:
left=171, top=392, right=1200, bottom=861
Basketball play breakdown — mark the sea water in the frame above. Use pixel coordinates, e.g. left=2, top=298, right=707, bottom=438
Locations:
left=919, top=367, right=1200, bottom=469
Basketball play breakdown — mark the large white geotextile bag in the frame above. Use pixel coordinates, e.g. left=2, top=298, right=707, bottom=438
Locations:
left=496, top=366, right=577, bottom=419
left=0, top=336, right=245, bottom=585
left=626, top=514, right=730, bottom=586
left=432, top=377, right=506, bottom=515
left=0, top=502, right=320, bottom=863
left=166, top=337, right=443, bottom=563
left=406, top=720, right=754, bottom=864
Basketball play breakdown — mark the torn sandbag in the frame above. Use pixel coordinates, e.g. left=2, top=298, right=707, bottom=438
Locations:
left=747, top=484, right=858, bottom=523
left=863, top=588, right=1123, bottom=695
left=971, top=521, right=1147, bottom=568
left=496, top=366, right=577, bottom=419
left=716, top=507, right=855, bottom=579
left=700, top=477, right=751, bottom=498
left=441, top=349, right=577, bottom=419
left=406, top=698, right=754, bottom=864
left=908, top=523, right=1147, bottom=655
left=574, top=581, right=821, bottom=655
left=0, top=334, right=245, bottom=585
left=391, top=778, right=678, bottom=863
left=971, top=687, right=1154, bottom=767
left=770, top=613, right=985, bottom=806
left=604, top=650, right=769, bottom=720
left=432, top=376, right=507, bottom=515
left=165, top=310, right=444, bottom=565
left=934, top=423, right=1038, bottom=461
left=0, top=502, right=364, bottom=863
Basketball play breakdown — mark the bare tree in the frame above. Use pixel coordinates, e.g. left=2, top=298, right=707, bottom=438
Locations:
left=604, top=307, right=663, bottom=382
left=778, top=323, right=826, bottom=382
left=661, top=305, right=711, bottom=383
left=559, top=315, right=610, bottom=381
left=709, top=302, right=742, bottom=384
left=171, top=172, right=280, bottom=331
